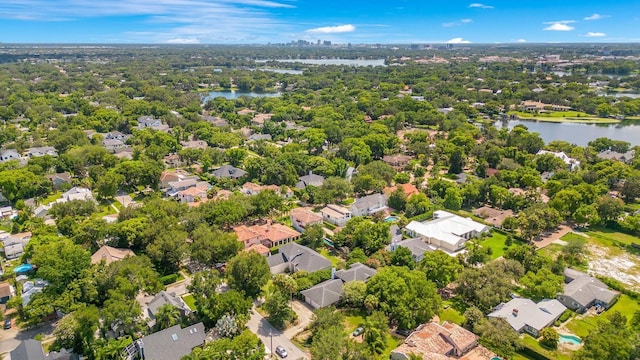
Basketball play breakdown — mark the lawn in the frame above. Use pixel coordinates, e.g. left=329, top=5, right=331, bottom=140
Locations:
left=566, top=294, right=640, bottom=337
left=342, top=309, right=365, bottom=333
left=182, top=294, right=196, bottom=310
left=507, top=111, right=619, bottom=124
left=586, top=228, right=640, bottom=247
left=480, top=231, right=509, bottom=260
left=440, top=302, right=465, bottom=325
left=318, top=248, right=344, bottom=268
left=520, top=334, right=572, bottom=360
left=41, top=192, right=61, bottom=205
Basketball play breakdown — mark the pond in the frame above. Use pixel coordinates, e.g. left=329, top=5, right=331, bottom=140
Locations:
left=494, top=119, right=640, bottom=146
left=202, top=90, right=281, bottom=102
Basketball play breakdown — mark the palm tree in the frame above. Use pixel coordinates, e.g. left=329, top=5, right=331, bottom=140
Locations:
left=154, top=304, right=181, bottom=331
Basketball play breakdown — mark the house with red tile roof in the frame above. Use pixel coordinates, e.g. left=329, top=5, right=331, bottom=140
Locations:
left=384, top=183, right=420, bottom=199
left=233, top=222, right=301, bottom=248
left=290, top=208, right=323, bottom=232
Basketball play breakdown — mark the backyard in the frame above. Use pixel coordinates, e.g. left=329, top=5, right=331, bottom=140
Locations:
left=565, top=294, right=640, bottom=338
left=480, top=230, right=511, bottom=260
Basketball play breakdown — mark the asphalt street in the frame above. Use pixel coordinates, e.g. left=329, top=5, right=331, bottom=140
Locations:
left=247, top=305, right=308, bottom=360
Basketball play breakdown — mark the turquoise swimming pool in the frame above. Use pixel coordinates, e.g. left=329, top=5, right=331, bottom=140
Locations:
left=559, top=334, right=582, bottom=345
left=13, top=263, right=34, bottom=273
left=384, top=216, right=399, bottom=223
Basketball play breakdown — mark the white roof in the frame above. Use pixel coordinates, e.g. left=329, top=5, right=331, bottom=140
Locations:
left=405, top=211, right=488, bottom=246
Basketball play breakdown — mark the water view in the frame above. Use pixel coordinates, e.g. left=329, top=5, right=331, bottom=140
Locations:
left=202, top=90, right=281, bottom=102
left=495, top=119, right=640, bottom=146
left=256, top=59, right=387, bottom=67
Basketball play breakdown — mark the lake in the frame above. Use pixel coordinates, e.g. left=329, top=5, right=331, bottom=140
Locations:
left=202, top=90, right=281, bottom=102
left=256, top=58, right=386, bottom=67
left=259, top=68, right=303, bottom=75
left=494, top=119, right=640, bottom=146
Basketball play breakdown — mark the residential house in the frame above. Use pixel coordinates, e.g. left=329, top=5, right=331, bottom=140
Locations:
left=160, top=170, right=197, bottom=189
left=290, top=208, right=323, bottom=232
left=383, top=183, right=420, bottom=200
left=146, top=291, right=192, bottom=321
left=247, top=133, right=272, bottom=142
left=519, top=101, right=571, bottom=112
left=233, top=222, right=301, bottom=249
left=163, top=153, right=184, bottom=168
left=45, top=172, right=72, bottom=190
left=244, top=243, right=271, bottom=257
left=267, top=242, right=331, bottom=274
left=597, top=149, right=635, bottom=163
left=113, top=147, right=134, bottom=160
left=22, top=279, right=49, bottom=306
left=90, top=245, right=136, bottom=265
left=295, top=171, right=325, bottom=189
left=300, top=279, right=344, bottom=309
left=389, top=237, right=435, bottom=262
left=102, top=138, right=126, bottom=152
left=211, top=164, right=247, bottom=179
left=23, top=146, right=58, bottom=158
left=178, top=186, right=208, bottom=204
left=299, top=262, right=377, bottom=309
left=241, top=182, right=264, bottom=196
left=0, top=206, right=17, bottom=220
left=0, top=282, right=13, bottom=304
left=104, top=131, right=129, bottom=141
left=166, top=179, right=208, bottom=197
left=237, top=108, right=256, bottom=116
left=137, top=115, right=170, bottom=132
left=382, top=154, right=413, bottom=170
left=557, top=268, right=620, bottom=313
left=390, top=320, right=492, bottom=360
left=60, top=187, right=94, bottom=203
left=251, top=113, right=273, bottom=126
left=536, top=150, right=580, bottom=171
left=10, top=339, right=46, bottom=360
left=320, top=204, right=352, bottom=227
left=122, top=323, right=205, bottom=360
left=350, top=193, right=388, bottom=217
left=202, top=115, right=229, bottom=127
left=240, top=182, right=293, bottom=198
left=0, top=149, right=21, bottom=163
left=180, top=140, right=208, bottom=150
left=2, top=232, right=32, bottom=260
left=404, top=210, right=489, bottom=254
left=473, top=206, right=514, bottom=228
left=488, top=298, right=567, bottom=336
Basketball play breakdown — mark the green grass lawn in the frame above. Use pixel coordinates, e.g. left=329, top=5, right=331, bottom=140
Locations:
left=520, top=334, right=572, bottom=360
left=507, top=111, right=619, bottom=123
left=318, top=248, right=344, bottom=268
left=440, top=302, right=465, bottom=325
left=342, top=309, right=366, bottom=333
left=41, top=192, right=61, bottom=205
left=381, top=336, right=404, bottom=359
left=566, top=294, right=640, bottom=337
left=182, top=294, right=196, bottom=310
left=586, top=228, right=640, bottom=247
left=480, top=231, right=509, bottom=260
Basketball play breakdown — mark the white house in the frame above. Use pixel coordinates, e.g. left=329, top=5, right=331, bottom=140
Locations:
left=321, top=204, right=352, bottom=227
left=350, top=193, right=388, bottom=217
left=404, top=210, right=489, bottom=253
left=536, top=150, right=581, bottom=171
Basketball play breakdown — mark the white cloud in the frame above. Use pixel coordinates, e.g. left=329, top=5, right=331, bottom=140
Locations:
left=461, top=18, right=473, bottom=23
left=0, top=0, right=296, bottom=43
left=543, top=21, right=576, bottom=31
left=166, top=38, right=200, bottom=44
left=306, top=24, right=355, bottom=34
left=469, top=3, right=493, bottom=9
left=446, top=37, right=471, bottom=44
left=585, top=32, right=606, bottom=37
left=584, top=13, right=608, bottom=21
left=443, top=19, right=472, bottom=27
left=516, top=39, right=526, bottom=43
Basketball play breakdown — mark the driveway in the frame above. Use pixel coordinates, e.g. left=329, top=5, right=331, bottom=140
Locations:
left=533, top=224, right=573, bottom=249
left=247, top=305, right=308, bottom=360
left=284, top=300, right=314, bottom=338
left=0, top=322, right=55, bottom=359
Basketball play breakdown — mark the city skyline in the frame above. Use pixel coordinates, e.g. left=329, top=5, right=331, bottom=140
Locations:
left=0, top=0, right=638, bottom=44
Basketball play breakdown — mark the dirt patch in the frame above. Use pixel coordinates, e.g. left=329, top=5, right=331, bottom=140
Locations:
left=587, top=245, right=640, bottom=291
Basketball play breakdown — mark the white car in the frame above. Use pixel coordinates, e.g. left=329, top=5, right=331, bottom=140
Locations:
left=275, top=345, right=288, bottom=358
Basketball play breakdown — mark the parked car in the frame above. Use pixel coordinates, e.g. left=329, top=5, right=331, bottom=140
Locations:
left=275, top=345, right=288, bottom=358
left=3, top=318, right=11, bottom=330
left=396, top=328, right=413, bottom=337
left=352, top=327, right=364, bottom=336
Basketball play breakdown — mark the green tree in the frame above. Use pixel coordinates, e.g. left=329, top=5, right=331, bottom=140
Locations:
left=153, top=303, right=182, bottom=332
left=390, top=246, right=415, bottom=269
left=448, top=148, right=464, bottom=174
left=539, top=327, right=559, bottom=349
left=31, top=238, right=91, bottom=294
left=263, top=288, right=295, bottom=329
left=364, top=311, right=388, bottom=355
left=519, top=268, right=564, bottom=300
left=190, top=225, right=242, bottom=265
left=417, top=250, right=463, bottom=288
left=342, top=281, right=367, bottom=308
left=443, top=187, right=462, bottom=211
left=574, top=312, right=635, bottom=360
left=301, top=223, right=325, bottom=250
left=387, top=188, right=407, bottom=212
left=226, top=251, right=270, bottom=299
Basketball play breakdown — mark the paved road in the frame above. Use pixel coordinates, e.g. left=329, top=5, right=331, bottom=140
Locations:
left=0, top=322, right=55, bottom=359
left=247, top=305, right=308, bottom=360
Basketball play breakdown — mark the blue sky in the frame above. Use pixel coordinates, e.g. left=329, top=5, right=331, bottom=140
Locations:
left=0, top=0, right=638, bottom=44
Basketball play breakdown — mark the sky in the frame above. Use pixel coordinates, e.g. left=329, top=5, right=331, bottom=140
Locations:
left=0, top=0, right=638, bottom=44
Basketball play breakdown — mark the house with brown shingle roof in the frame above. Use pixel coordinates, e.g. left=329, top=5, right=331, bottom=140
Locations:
left=290, top=208, right=323, bottom=232
left=383, top=154, right=414, bottom=170
left=233, top=222, right=301, bottom=248
left=91, top=245, right=135, bottom=265
left=391, top=320, right=491, bottom=360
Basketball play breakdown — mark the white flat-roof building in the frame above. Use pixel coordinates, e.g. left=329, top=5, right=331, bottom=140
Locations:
left=404, top=210, right=489, bottom=253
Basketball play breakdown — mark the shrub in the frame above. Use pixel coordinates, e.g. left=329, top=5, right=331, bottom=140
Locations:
left=160, top=274, right=178, bottom=285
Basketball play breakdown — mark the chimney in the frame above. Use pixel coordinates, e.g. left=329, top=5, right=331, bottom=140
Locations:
left=512, top=308, right=519, bottom=316
left=136, top=339, right=145, bottom=359
left=331, top=267, right=336, bottom=280
left=308, top=170, right=312, bottom=176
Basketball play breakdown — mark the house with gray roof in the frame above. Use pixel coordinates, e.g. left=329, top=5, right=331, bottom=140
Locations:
left=0, top=149, right=21, bottom=163
left=597, top=149, right=635, bottom=163
left=334, top=262, right=377, bottom=283
left=211, top=165, right=247, bottom=179
left=387, top=237, right=435, bottom=262
left=247, top=133, right=272, bottom=142
left=300, top=262, right=376, bottom=309
left=488, top=298, right=566, bottom=337
left=146, top=291, right=191, bottom=322
left=557, top=268, right=620, bottom=313
left=23, top=147, right=58, bottom=158
left=295, top=171, right=325, bottom=189
left=123, top=323, right=205, bottom=360
left=349, top=193, right=388, bottom=217
left=267, top=243, right=331, bottom=274
left=300, top=279, right=344, bottom=309
left=10, top=339, right=46, bottom=360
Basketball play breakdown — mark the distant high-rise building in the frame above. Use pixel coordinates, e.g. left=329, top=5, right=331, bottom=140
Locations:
left=323, top=40, right=331, bottom=46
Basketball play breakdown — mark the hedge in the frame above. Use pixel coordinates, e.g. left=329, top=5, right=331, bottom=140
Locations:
left=160, top=274, right=179, bottom=285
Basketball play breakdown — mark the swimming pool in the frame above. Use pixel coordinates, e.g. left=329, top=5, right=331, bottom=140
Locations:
left=559, top=334, right=582, bottom=345
left=384, top=216, right=399, bottom=223
left=13, top=263, right=34, bottom=273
